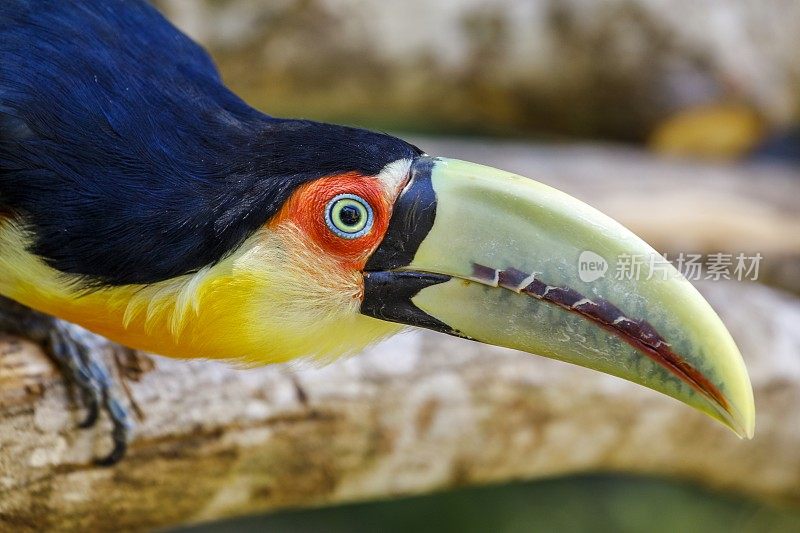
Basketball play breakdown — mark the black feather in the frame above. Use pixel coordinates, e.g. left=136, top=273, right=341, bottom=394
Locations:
left=0, top=0, right=419, bottom=286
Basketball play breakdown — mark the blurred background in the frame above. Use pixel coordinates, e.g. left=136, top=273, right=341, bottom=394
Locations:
left=152, top=0, right=800, bottom=531
left=156, top=0, right=800, bottom=158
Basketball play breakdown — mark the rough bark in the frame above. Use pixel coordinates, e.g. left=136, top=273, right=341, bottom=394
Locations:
left=1, top=148, right=799, bottom=532
left=2, top=281, right=799, bottom=532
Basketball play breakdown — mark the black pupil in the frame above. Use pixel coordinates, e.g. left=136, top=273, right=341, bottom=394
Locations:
left=339, top=204, right=362, bottom=227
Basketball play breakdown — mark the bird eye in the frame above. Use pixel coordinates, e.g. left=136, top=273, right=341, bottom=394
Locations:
left=325, top=194, right=374, bottom=239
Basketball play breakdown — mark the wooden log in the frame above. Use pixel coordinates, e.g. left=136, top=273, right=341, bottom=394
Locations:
left=1, top=280, right=799, bottom=531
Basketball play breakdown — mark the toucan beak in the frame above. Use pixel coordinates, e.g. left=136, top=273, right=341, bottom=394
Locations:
left=361, top=156, right=755, bottom=438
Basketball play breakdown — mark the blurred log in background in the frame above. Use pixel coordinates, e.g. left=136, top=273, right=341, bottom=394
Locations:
left=156, top=0, right=800, bottom=149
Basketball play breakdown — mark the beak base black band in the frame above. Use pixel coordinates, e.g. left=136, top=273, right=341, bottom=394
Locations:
left=364, top=156, right=437, bottom=271
left=361, top=271, right=456, bottom=334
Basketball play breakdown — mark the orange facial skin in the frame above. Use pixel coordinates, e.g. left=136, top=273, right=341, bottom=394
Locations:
left=269, top=172, right=395, bottom=271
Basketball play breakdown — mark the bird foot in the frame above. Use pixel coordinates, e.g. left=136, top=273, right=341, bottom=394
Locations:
left=0, top=297, right=133, bottom=465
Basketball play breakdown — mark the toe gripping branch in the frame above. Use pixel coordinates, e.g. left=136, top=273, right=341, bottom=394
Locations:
left=48, top=322, right=132, bottom=465
left=0, top=297, right=132, bottom=465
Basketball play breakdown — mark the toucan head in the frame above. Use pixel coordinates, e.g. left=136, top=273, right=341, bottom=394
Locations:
left=233, top=119, right=754, bottom=439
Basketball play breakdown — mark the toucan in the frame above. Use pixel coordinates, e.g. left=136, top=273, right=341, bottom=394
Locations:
left=0, top=0, right=754, bottom=465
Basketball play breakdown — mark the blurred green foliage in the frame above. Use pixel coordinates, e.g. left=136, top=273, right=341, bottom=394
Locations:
left=182, top=475, right=800, bottom=533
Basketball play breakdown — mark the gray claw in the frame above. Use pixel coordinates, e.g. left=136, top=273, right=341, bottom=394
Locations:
left=0, top=297, right=134, bottom=464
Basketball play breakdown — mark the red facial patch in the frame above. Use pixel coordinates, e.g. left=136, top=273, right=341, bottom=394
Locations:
left=268, top=172, right=393, bottom=269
